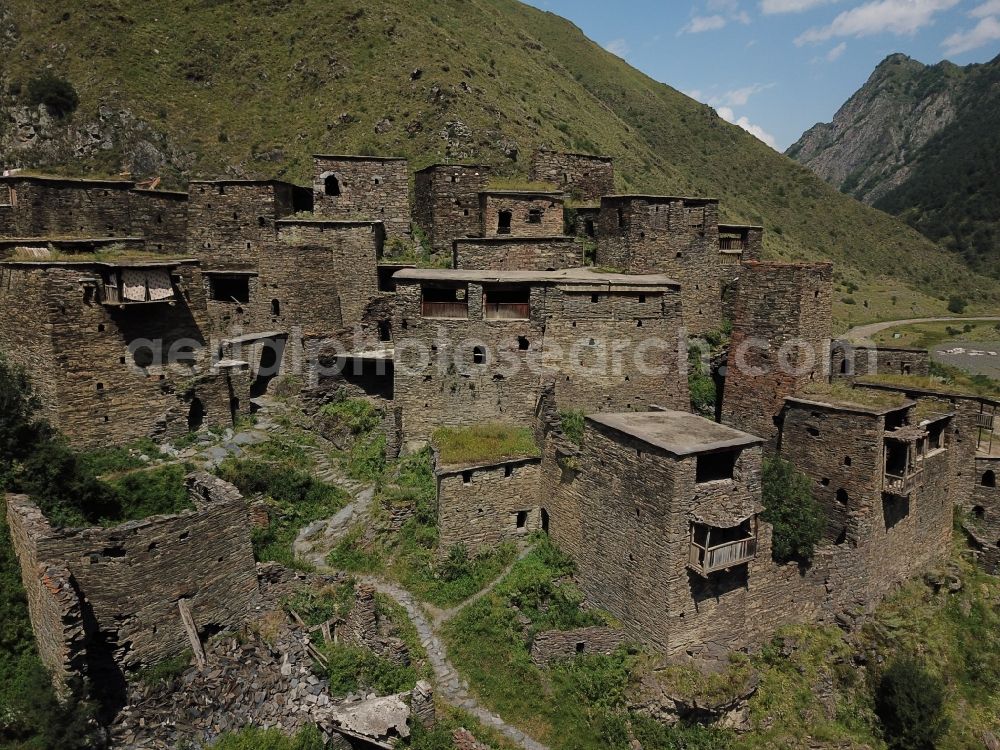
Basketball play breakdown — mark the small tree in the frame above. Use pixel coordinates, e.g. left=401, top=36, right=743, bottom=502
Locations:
left=875, top=658, right=948, bottom=750
left=26, top=73, right=79, bottom=118
left=947, top=295, right=967, bottom=314
left=761, top=456, right=824, bottom=562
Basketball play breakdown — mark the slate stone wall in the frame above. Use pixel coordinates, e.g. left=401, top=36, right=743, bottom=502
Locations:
left=413, top=165, right=491, bottom=251
left=452, top=236, right=582, bottom=271
left=529, top=150, right=614, bottom=202
left=5, top=473, right=259, bottom=683
left=130, top=189, right=189, bottom=254
left=530, top=626, right=627, bottom=664
left=721, top=261, right=832, bottom=448
left=830, top=342, right=930, bottom=379
left=312, top=156, right=410, bottom=239
left=436, top=458, right=542, bottom=555
left=480, top=193, right=564, bottom=237
left=0, top=178, right=134, bottom=238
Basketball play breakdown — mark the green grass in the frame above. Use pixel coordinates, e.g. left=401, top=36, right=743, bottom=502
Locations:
left=872, top=320, right=1000, bottom=349
left=206, top=725, right=325, bottom=750
left=432, top=424, right=540, bottom=466
left=3, top=0, right=997, bottom=322
left=798, top=380, right=910, bottom=411
left=137, top=651, right=192, bottom=687
left=559, top=410, right=585, bottom=445
left=101, top=464, right=194, bottom=523
left=77, top=437, right=162, bottom=477
left=857, top=362, right=1000, bottom=400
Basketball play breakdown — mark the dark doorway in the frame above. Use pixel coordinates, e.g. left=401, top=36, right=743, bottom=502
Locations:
left=497, top=210, right=512, bottom=234
left=541, top=508, right=550, bottom=534
left=250, top=338, right=286, bottom=398
left=324, top=174, right=341, bottom=196
left=187, top=397, right=205, bottom=431
left=584, top=219, right=595, bottom=237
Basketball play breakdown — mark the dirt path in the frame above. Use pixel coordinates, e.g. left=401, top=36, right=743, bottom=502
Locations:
left=843, top=316, right=1000, bottom=342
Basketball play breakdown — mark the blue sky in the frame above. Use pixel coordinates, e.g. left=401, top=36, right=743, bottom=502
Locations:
left=522, top=0, right=1000, bottom=151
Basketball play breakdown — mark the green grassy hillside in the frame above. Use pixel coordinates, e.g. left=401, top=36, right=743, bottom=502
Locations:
left=1, top=0, right=997, bottom=326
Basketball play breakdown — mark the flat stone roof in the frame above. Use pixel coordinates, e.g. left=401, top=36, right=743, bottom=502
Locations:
left=0, top=173, right=134, bottom=187
left=534, top=148, right=613, bottom=161
left=414, top=163, right=491, bottom=173
left=393, top=267, right=680, bottom=288
left=588, top=410, right=762, bottom=456
left=785, top=395, right=915, bottom=417
left=452, top=235, right=576, bottom=244
left=601, top=194, right=719, bottom=204
left=718, top=223, right=763, bottom=230
left=188, top=179, right=305, bottom=188
left=481, top=189, right=564, bottom=198
left=222, top=331, right=286, bottom=345
left=275, top=218, right=384, bottom=227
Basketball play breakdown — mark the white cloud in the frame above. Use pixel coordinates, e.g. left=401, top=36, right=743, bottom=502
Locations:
left=970, top=0, right=1000, bottom=18
left=679, top=14, right=729, bottom=34
left=827, top=40, right=849, bottom=59
left=942, top=15, right=1000, bottom=54
left=604, top=38, right=630, bottom=57
left=795, top=0, right=959, bottom=45
left=717, top=106, right=779, bottom=148
left=761, top=0, right=836, bottom=13
left=708, top=82, right=776, bottom=106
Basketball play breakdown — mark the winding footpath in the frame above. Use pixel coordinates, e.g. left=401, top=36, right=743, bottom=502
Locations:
left=293, top=466, right=550, bottom=750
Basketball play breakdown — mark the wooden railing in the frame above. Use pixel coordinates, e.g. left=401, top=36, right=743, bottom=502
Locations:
left=484, top=302, right=530, bottom=320
left=718, top=252, right=743, bottom=265
left=719, top=237, right=746, bottom=251
left=421, top=301, right=469, bottom=319
left=884, top=467, right=923, bottom=496
left=689, top=536, right=757, bottom=575
left=976, top=412, right=995, bottom=431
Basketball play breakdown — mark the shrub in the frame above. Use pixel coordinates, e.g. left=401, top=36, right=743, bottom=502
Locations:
left=26, top=73, right=79, bottom=118
left=319, top=397, right=381, bottom=435
left=947, top=295, right=967, bottom=314
left=761, top=456, right=824, bottom=562
left=208, top=725, right=325, bottom=749
left=322, top=642, right=416, bottom=696
left=875, top=658, right=947, bottom=750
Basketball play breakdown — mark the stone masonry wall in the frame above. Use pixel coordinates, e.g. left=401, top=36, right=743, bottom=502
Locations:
left=5, top=473, right=259, bottom=680
left=530, top=626, right=627, bottom=664
left=436, top=458, right=542, bottom=555
left=130, top=189, right=189, bottom=255
left=0, top=178, right=134, bottom=238
left=413, top=165, right=491, bottom=252
left=0, top=262, right=232, bottom=449
left=312, top=156, right=410, bottom=239
left=970, top=456, right=1000, bottom=572
left=187, top=181, right=298, bottom=270
left=529, top=150, right=614, bottom=202
left=721, top=261, right=832, bottom=448
left=596, top=197, right=722, bottom=334
left=480, top=193, right=564, bottom=238
left=270, top=220, right=385, bottom=335
left=452, top=237, right=582, bottom=271
left=830, top=343, right=930, bottom=379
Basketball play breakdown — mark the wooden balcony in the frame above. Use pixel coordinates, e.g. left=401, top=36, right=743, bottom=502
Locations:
left=689, top=536, right=757, bottom=576
left=484, top=302, right=530, bottom=321
left=884, top=467, right=922, bottom=497
left=421, top=301, right=469, bottom=319
left=719, top=237, right=746, bottom=251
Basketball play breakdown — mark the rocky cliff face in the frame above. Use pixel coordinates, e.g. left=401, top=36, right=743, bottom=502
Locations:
left=786, top=54, right=962, bottom=204
left=788, top=53, right=1000, bottom=279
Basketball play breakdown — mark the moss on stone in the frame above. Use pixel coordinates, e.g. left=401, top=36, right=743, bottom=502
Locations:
left=432, top=424, right=540, bottom=466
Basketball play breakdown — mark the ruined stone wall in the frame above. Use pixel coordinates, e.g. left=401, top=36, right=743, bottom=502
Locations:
left=5, top=474, right=259, bottom=678
left=0, top=262, right=231, bottom=449
left=543, top=421, right=766, bottom=655
left=312, top=156, right=410, bottom=239
left=596, top=197, right=722, bottom=334
left=436, top=458, right=542, bottom=555
left=530, top=626, right=627, bottom=664
left=529, top=150, right=614, bottom=202
left=0, top=178, right=134, bottom=238
left=830, top=343, right=930, bottom=380
left=721, top=262, right=832, bottom=447
left=779, top=402, right=886, bottom=544
left=187, top=182, right=295, bottom=269
left=568, top=207, right=600, bottom=242
left=452, top=237, right=581, bottom=271
left=269, top=221, right=385, bottom=335
left=480, top=193, right=564, bottom=237
left=970, top=456, right=1000, bottom=572
left=413, top=165, right=491, bottom=251
left=130, top=189, right=188, bottom=254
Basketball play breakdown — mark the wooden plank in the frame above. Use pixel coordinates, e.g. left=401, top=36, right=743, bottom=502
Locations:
left=177, top=598, right=206, bottom=668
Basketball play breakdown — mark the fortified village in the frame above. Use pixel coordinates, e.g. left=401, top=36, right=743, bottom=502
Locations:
left=1, top=147, right=998, bottom=749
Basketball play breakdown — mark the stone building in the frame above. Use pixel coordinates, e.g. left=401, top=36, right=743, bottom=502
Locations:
left=969, top=455, right=1000, bottom=572
left=312, top=155, right=410, bottom=240
left=0, top=255, right=237, bottom=449
left=596, top=195, right=723, bottom=334
left=479, top=190, right=564, bottom=238
left=529, top=149, right=614, bottom=202
left=721, top=261, right=833, bottom=447
left=413, top=164, right=491, bottom=251
left=391, top=267, right=688, bottom=441
left=435, top=455, right=543, bottom=555
left=452, top=236, right=582, bottom=271
left=541, top=409, right=768, bottom=655
left=0, top=174, right=188, bottom=253
left=830, top=341, right=930, bottom=379
left=5, top=473, right=259, bottom=690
